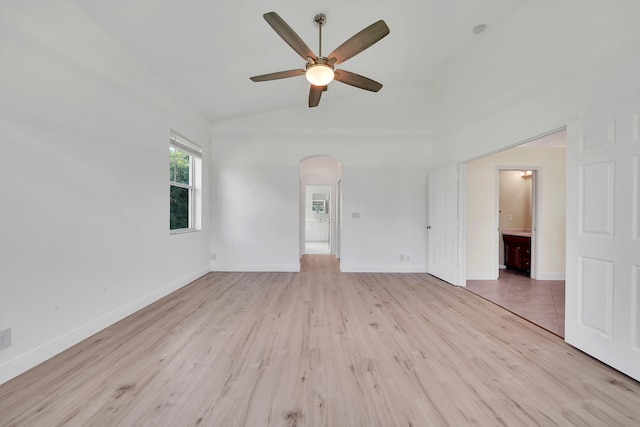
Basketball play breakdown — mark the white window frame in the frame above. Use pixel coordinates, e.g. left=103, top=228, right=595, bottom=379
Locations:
left=170, top=130, right=202, bottom=234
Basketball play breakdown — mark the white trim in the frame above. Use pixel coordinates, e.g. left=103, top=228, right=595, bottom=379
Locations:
left=299, top=181, right=305, bottom=258
left=531, top=168, right=541, bottom=279
left=211, top=263, right=301, bottom=272
left=536, top=272, right=566, bottom=281
left=464, top=127, right=567, bottom=163
left=0, top=267, right=210, bottom=386
left=169, top=227, right=201, bottom=235
left=466, top=271, right=563, bottom=281
left=458, top=162, right=467, bottom=286
left=170, top=129, right=202, bottom=157
left=169, top=181, right=191, bottom=190
left=466, top=272, right=500, bottom=281
left=339, top=264, right=429, bottom=273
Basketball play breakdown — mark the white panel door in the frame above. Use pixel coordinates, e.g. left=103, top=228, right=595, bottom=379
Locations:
left=566, top=97, right=640, bottom=381
left=335, top=181, right=342, bottom=258
left=428, top=164, right=460, bottom=285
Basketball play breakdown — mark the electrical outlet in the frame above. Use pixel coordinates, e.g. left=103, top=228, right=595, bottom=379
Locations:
left=0, top=328, right=11, bottom=351
left=400, top=254, right=405, bottom=262
left=211, top=253, right=216, bottom=260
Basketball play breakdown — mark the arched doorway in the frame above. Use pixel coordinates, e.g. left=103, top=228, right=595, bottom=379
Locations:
left=299, top=156, right=342, bottom=258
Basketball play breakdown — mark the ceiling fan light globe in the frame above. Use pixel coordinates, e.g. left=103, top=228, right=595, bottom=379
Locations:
left=306, top=64, right=334, bottom=86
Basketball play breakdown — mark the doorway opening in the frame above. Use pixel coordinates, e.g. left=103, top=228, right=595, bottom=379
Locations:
left=499, top=168, right=537, bottom=277
left=304, top=185, right=332, bottom=254
left=464, top=129, right=566, bottom=337
left=299, top=155, right=342, bottom=260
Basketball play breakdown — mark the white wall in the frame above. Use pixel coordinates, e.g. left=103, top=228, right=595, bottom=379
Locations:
left=0, top=1, right=211, bottom=384
left=431, top=0, right=640, bottom=166
left=210, top=110, right=431, bottom=273
left=340, top=166, right=429, bottom=272
left=429, top=0, right=640, bottom=283
left=212, top=164, right=301, bottom=271
left=466, top=147, right=566, bottom=280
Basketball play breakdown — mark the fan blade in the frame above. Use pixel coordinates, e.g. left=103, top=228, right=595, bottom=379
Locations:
left=250, top=69, right=305, bottom=82
left=309, top=85, right=327, bottom=107
left=263, top=12, right=316, bottom=61
left=328, top=20, right=389, bottom=65
left=334, top=70, right=383, bottom=92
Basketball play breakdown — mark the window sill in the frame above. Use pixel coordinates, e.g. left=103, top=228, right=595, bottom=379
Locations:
left=170, top=228, right=201, bottom=235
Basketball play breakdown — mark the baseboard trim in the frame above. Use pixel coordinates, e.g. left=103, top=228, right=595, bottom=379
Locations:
left=466, top=272, right=499, bottom=280
left=466, top=271, right=566, bottom=281
left=535, top=272, right=566, bottom=281
left=211, top=263, right=429, bottom=273
left=211, top=263, right=301, bottom=272
left=339, top=264, right=429, bottom=273
left=0, top=267, right=210, bottom=386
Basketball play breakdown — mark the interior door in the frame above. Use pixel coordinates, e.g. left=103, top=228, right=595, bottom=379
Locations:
left=428, top=164, right=460, bottom=285
left=566, top=97, right=640, bottom=381
left=334, top=180, right=342, bottom=258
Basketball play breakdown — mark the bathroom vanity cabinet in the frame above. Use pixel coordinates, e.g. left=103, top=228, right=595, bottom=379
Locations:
left=503, top=234, right=531, bottom=275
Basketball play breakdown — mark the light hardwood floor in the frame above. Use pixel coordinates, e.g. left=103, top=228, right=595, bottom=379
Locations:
left=1, top=255, right=639, bottom=426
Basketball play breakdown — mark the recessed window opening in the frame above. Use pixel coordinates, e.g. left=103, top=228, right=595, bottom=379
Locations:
left=170, top=130, right=202, bottom=233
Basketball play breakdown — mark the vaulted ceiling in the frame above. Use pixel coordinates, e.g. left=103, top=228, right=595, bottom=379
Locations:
left=76, top=0, right=529, bottom=124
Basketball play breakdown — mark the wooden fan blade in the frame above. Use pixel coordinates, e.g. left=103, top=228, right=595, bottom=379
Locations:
left=333, top=70, right=383, bottom=92
left=250, top=69, right=305, bottom=82
left=328, top=20, right=389, bottom=65
left=309, top=85, right=327, bottom=108
left=263, top=12, right=316, bottom=61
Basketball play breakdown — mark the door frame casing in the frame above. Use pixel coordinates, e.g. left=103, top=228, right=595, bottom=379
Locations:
left=458, top=163, right=467, bottom=287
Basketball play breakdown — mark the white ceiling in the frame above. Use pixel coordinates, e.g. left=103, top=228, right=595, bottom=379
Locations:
left=76, top=0, right=529, bottom=124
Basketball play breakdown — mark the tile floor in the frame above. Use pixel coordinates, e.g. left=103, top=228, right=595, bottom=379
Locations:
left=465, top=269, right=565, bottom=337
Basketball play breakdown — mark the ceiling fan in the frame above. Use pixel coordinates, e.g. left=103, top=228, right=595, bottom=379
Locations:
left=250, top=12, right=390, bottom=108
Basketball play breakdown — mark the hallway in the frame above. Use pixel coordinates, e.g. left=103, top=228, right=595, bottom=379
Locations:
left=304, top=241, right=331, bottom=255
left=465, top=270, right=565, bottom=337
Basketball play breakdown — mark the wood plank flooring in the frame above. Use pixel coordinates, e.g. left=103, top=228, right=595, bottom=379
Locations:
left=1, top=255, right=639, bottom=426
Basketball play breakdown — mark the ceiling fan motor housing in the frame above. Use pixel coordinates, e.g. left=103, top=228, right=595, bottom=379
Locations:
left=314, top=14, right=326, bottom=27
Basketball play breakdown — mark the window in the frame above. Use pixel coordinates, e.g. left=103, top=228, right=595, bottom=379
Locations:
left=170, top=130, right=202, bottom=232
